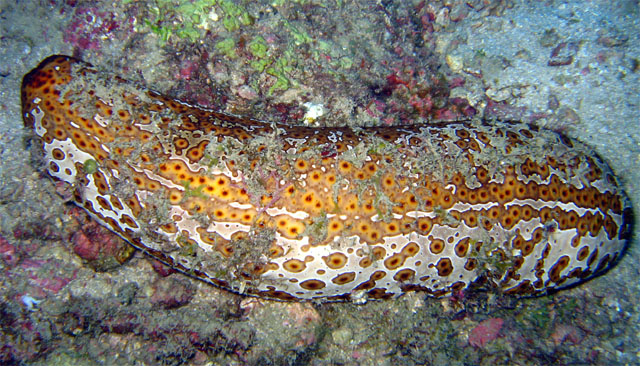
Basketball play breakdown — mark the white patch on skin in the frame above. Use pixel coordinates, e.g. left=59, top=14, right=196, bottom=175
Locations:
left=30, top=106, right=46, bottom=136
left=265, top=207, right=309, bottom=220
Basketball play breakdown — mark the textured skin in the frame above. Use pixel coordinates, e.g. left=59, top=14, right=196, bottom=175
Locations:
left=21, top=55, right=631, bottom=302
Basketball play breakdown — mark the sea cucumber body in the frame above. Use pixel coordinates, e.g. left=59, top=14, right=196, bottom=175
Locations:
left=21, top=55, right=630, bottom=302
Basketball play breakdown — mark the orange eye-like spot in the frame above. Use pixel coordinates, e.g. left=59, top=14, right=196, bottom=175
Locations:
left=384, top=253, right=405, bottom=270
left=371, top=270, right=386, bottom=281
left=476, top=167, right=488, bottom=182
left=173, top=138, right=189, bottom=150
left=117, top=109, right=130, bottom=120
left=359, top=257, right=372, bottom=268
left=332, top=272, right=356, bottom=285
left=299, top=279, right=325, bottom=290
left=338, top=161, right=351, bottom=173
left=269, top=245, right=284, bottom=258
left=323, top=252, right=348, bottom=269
left=295, top=159, right=308, bottom=171
left=455, top=140, right=468, bottom=149
left=549, top=255, right=571, bottom=282
left=366, top=162, right=377, bottom=173
left=393, top=268, right=415, bottom=282
left=456, top=129, right=470, bottom=139
left=96, top=196, right=111, bottom=210
left=160, top=222, right=178, bottom=234
left=464, top=258, right=477, bottom=271
left=402, top=242, right=420, bottom=257
left=521, top=242, right=534, bottom=256
left=435, top=257, right=453, bottom=277
left=51, top=148, right=65, bottom=160
left=455, top=239, right=469, bottom=257
left=283, top=259, right=306, bottom=273
left=577, top=246, right=590, bottom=261
left=430, top=239, right=444, bottom=254
left=120, top=214, right=139, bottom=228
left=328, top=219, right=343, bottom=233
left=417, top=217, right=433, bottom=234
left=53, top=128, right=66, bottom=139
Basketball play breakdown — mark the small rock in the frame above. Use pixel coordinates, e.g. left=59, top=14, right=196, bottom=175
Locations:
left=71, top=221, right=135, bottom=271
left=286, top=302, right=322, bottom=329
left=435, top=7, right=450, bottom=29
left=548, top=42, right=579, bottom=67
left=101, top=312, right=140, bottom=334
left=446, top=54, right=463, bottom=73
left=547, top=94, right=560, bottom=110
left=449, top=3, right=469, bottom=22
left=469, top=318, right=503, bottom=348
left=236, top=85, right=258, bottom=100
left=244, top=301, right=322, bottom=364
left=116, top=282, right=139, bottom=305
left=485, top=87, right=512, bottom=103
left=539, top=28, right=560, bottom=47
left=0, top=235, right=18, bottom=267
left=553, top=106, right=581, bottom=130
left=332, top=327, right=353, bottom=346
left=514, top=49, right=532, bottom=61
left=150, top=277, right=195, bottom=309
left=551, top=324, right=584, bottom=345
left=597, top=28, right=628, bottom=48
left=150, top=259, right=177, bottom=277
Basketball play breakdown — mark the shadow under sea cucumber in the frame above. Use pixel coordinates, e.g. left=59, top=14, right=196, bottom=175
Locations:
left=21, top=55, right=632, bottom=303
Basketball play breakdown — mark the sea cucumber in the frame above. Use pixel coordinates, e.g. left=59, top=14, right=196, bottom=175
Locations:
left=21, top=55, right=631, bottom=302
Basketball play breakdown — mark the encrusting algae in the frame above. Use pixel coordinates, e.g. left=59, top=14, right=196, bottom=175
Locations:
left=21, top=55, right=632, bottom=303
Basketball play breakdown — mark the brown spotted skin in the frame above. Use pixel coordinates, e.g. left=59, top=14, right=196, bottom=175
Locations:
left=21, top=55, right=631, bottom=302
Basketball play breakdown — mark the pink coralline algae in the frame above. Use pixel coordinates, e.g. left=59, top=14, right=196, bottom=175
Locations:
left=551, top=323, right=584, bottom=346
left=63, top=7, right=120, bottom=51
left=71, top=219, right=134, bottom=271
left=469, top=318, right=504, bottom=348
left=0, top=235, right=18, bottom=267
left=11, top=257, right=78, bottom=298
left=150, top=259, right=178, bottom=277
left=149, top=277, right=196, bottom=310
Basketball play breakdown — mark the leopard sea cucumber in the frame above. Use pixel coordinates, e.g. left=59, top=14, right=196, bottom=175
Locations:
left=21, top=55, right=631, bottom=302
